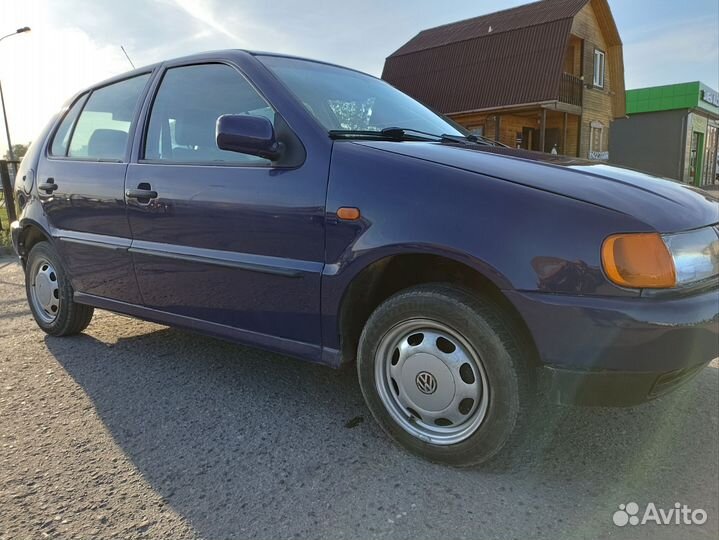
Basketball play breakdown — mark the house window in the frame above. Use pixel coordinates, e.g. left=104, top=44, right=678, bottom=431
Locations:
left=591, top=126, right=603, bottom=151
left=468, top=125, right=484, bottom=137
left=593, top=49, right=605, bottom=88
left=589, top=120, right=608, bottom=160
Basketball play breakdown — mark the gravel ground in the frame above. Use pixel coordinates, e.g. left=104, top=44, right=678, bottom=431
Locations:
left=1, top=255, right=717, bottom=540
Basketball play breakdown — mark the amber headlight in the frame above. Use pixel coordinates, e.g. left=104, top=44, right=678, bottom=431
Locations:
left=602, top=226, right=719, bottom=289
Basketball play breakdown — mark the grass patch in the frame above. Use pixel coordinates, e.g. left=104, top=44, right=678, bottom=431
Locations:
left=1, top=198, right=14, bottom=249
left=0, top=229, right=11, bottom=249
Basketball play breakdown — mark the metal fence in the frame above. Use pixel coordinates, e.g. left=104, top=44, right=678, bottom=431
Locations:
left=0, top=159, right=20, bottom=230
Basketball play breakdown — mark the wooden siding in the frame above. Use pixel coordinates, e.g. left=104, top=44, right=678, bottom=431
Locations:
left=451, top=109, right=580, bottom=156
left=384, top=0, right=625, bottom=159
left=590, top=0, right=626, bottom=117
left=563, top=35, right=583, bottom=76
left=449, top=1, right=625, bottom=159
left=571, top=1, right=624, bottom=157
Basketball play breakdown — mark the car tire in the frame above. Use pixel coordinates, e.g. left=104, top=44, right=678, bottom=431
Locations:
left=357, top=283, right=533, bottom=467
left=25, top=241, right=94, bottom=337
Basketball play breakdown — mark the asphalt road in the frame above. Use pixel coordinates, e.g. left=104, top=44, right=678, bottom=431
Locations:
left=1, top=255, right=717, bottom=540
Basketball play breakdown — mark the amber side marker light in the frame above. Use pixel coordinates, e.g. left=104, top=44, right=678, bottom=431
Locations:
left=601, top=233, right=677, bottom=288
left=337, top=207, right=361, bottom=221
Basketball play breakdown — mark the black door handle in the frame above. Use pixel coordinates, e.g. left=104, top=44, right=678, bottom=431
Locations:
left=126, top=182, right=158, bottom=203
left=125, top=188, right=158, bottom=199
left=38, top=178, right=58, bottom=193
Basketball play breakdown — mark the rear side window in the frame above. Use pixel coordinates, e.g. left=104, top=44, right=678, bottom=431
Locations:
left=68, top=74, right=150, bottom=161
left=50, top=95, right=87, bottom=156
left=144, top=64, right=275, bottom=164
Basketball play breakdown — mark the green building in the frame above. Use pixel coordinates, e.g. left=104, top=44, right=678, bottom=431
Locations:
left=610, top=82, right=719, bottom=187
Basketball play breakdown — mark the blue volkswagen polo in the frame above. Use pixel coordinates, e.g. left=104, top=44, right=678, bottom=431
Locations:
left=11, top=50, right=719, bottom=466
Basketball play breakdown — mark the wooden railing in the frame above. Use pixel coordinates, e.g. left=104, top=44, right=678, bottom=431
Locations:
left=559, top=73, right=583, bottom=107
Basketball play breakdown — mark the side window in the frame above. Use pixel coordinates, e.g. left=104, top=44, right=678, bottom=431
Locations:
left=50, top=95, right=87, bottom=156
left=593, top=49, right=605, bottom=88
left=144, top=64, right=275, bottom=164
left=68, top=74, right=150, bottom=161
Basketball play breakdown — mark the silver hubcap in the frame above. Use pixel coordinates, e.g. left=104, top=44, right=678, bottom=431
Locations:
left=30, top=258, right=60, bottom=323
left=375, top=319, right=489, bottom=445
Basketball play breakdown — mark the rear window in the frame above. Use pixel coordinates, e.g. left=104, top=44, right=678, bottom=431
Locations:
left=66, top=74, right=150, bottom=161
left=50, top=95, right=87, bottom=157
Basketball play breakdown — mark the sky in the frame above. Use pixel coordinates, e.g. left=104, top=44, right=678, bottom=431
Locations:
left=1, top=0, right=718, bottom=156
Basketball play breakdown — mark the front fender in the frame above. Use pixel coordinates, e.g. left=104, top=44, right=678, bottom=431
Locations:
left=319, top=241, right=513, bottom=355
left=326, top=142, right=651, bottom=294
left=324, top=242, right=511, bottom=291
left=321, top=142, right=654, bottom=352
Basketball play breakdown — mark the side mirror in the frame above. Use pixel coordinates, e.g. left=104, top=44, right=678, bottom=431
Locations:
left=216, top=114, right=282, bottom=161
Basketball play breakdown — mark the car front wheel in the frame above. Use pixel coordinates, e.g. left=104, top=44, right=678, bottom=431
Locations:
left=25, top=241, right=94, bottom=336
left=357, top=284, right=533, bottom=467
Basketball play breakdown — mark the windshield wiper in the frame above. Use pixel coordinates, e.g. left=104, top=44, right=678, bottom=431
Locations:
left=381, top=127, right=487, bottom=145
left=328, top=129, right=437, bottom=141
left=382, top=127, right=511, bottom=148
left=329, top=127, right=508, bottom=147
left=473, top=134, right=511, bottom=148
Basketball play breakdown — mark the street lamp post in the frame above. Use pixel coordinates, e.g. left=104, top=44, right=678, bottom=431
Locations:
left=0, top=27, right=31, bottom=162
left=0, top=80, right=14, bottom=162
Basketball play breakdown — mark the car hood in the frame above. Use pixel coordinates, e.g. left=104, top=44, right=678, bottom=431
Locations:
left=352, top=140, right=719, bottom=233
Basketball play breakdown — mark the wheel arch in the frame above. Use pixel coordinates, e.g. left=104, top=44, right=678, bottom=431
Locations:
left=333, top=248, right=539, bottom=367
left=15, top=220, right=53, bottom=262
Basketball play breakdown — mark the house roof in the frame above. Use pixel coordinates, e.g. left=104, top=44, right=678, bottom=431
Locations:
left=382, top=0, right=621, bottom=114
left=389, top=0, right=589, bottom=57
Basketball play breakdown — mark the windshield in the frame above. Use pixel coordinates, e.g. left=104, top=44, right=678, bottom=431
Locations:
left=258, top=55, right=465, bottom=137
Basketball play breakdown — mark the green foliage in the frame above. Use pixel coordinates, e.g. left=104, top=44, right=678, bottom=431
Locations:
left=3, top=143, right=29, bottom=161
left=0, top=228, right=11, bottom=249
left=0, top=192, right=14, bottom=247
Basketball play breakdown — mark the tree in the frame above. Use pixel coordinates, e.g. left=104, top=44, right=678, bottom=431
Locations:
left=3, top=143, right=29, bottom=161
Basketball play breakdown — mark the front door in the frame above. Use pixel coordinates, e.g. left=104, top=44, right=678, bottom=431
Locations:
left=520, top=127, right=540, bottom=151
left=38, top=73, right=151, bottom=304
left=125, top=62, right=326, bottom=350
left=544, top=128, right=562, bottom=154
left=691, top=132, right=705, bottom=186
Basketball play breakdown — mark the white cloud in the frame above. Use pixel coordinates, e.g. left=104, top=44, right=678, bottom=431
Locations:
left=157, top=0, right=295, bottom=54
left=0, top=0, right=302, bottom=156
left=623, top=16, right=719, bottom=88
left=166, top=0, right=242, bottom=43
left=1, top=0, right=717, bottom=158
left=1, top=0, right=131, bottom=155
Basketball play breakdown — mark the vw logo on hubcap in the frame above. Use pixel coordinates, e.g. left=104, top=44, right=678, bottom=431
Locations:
left=415, top=371, right=438, bottom=395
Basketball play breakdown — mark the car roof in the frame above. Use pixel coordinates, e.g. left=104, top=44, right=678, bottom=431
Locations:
left=72, top=49, right=378, bottom=101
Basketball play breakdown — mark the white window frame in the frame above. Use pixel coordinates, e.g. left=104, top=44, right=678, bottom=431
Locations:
left=591, top=126, right=603, bottom=151
left=467, top=125, right=484, bottom=137
left=593, top=49, right=606, bottom=88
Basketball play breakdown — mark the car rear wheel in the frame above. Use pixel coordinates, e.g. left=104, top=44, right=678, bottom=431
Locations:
left=25, top=242, right=94, bottom=336
left=357, top=283, right=533, bottom=467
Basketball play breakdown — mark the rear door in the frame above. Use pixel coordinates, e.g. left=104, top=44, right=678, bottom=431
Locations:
left=125, top=62, right=327, bottom=351
left=38, top=73, right=152, bottom=303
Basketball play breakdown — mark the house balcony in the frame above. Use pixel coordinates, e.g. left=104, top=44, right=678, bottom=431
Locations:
left=559, top=73, right=583, bottom=107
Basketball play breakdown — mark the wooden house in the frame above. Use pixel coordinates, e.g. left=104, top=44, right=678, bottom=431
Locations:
left=382, top=0, right=625, bottom=159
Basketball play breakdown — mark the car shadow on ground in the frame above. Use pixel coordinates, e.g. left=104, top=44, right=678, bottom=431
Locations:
left=44, top=324, right=719, bottom=539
